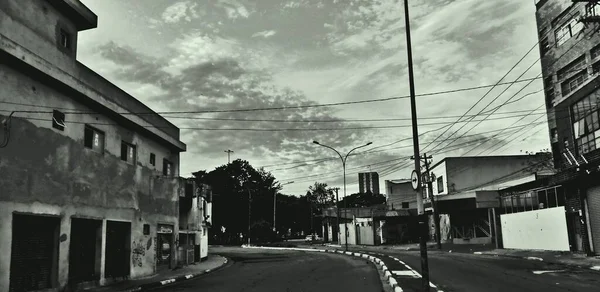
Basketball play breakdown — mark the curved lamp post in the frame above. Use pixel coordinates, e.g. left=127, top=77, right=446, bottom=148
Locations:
left=274, top=181, right=295, bottom=233
left=312, top=141, right=372, bottom=251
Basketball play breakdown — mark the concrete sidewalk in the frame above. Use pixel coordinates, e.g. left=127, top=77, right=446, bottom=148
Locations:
left=82, top=255, right=229, bottom=292
left=322, top=242, right=600, bottom=270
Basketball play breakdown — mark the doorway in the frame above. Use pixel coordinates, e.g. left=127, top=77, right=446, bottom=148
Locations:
left=68, top=218, right=102, bottom=286
left=104, top=221, right=131, bottom=279
left=157, top=224, right=174, bottom=272
left=9, top=214, right=60, bottom=292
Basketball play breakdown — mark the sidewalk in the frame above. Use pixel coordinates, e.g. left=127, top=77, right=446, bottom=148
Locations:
left=83, top=255, right=229, bottom=292
left=322, top=242, right=600, bottom=270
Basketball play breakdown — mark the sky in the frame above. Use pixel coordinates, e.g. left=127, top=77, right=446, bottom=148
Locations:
left=77, top=0, right=549, bottom=196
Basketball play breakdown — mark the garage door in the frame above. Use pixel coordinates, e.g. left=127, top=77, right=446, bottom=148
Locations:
left=587, top=186, right=600, bottom=255
left=10, top=214, right=60, bottom=292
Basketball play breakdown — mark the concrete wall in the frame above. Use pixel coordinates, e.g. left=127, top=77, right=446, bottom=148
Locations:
left=386, top=180, right=416, bottom=209
left=339, top=222, right=356, bottom=246
left=430, top=161, right=448, bottom=196
left=437, top=156, right=543, bottom=194
left=500, top=207, right=570, bottom=251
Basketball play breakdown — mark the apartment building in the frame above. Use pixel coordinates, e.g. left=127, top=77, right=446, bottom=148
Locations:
left=533, top=0, right=600, bottom=255
left=0, top=0, right=194, bottom=291
left=358, top=172, right=380, bottom=195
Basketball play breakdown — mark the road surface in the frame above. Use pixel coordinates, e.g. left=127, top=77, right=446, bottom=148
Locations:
left=154, top=246, right=385, bottom=292
left=358, top=248, right=600, bottom=292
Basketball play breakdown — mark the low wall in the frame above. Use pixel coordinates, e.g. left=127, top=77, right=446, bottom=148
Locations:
left=500, top=206, right=570, bottom=251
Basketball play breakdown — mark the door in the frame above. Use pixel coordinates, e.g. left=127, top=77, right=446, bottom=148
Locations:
left=587, top=186, right=600, bottom=254
left=104, top=221, right=131, bottom=279
left=157, top=224, right=174, bottom=271
left=69, top=218, right=102, bottom=285
left=9, top=214, right=60, bottom=292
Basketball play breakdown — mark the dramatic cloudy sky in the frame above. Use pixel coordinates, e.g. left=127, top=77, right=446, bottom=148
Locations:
left=77, top=0, right=548, bottom=196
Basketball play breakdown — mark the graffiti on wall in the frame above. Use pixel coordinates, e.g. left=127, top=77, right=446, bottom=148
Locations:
left=132, top=240, right=146, bottom=267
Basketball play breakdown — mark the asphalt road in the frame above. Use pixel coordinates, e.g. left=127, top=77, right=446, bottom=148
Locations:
left=153, top=247, right=385, bottom=292
left=362, top=249, right=600, bottom=292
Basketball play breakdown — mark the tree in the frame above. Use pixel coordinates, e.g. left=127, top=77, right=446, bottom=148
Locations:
left=193, top=159, right=280, bottom=243
left=307, top=182, right=334, bottom=212
left=338, top=191, right=386, bottom=208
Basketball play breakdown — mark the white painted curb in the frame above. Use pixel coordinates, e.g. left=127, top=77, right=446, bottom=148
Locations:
left=245, top=245, right=404, bottom=291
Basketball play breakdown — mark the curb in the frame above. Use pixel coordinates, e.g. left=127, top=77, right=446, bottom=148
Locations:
left=118, top=256, right=230, bottom=292
left=243, top=245, right=404, bottom=292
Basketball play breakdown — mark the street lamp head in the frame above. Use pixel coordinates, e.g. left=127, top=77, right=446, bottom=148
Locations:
left=312, top=141, right=320, bottom=145
left=366, top=142, right=373, bottom=146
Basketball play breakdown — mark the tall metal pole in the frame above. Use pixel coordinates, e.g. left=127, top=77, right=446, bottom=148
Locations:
left=273, top=189, right=277, bottom=233
left=423, top=153, right=442, bottom=250
left=247, top=188, right=252, bottom=246
left=312, top=141, right=372, bottom=252
left=403, top=0, right=430, bottom=290
left=343, top=161, right=349, bottom=251
left=334, top=188, right=340, bottom=244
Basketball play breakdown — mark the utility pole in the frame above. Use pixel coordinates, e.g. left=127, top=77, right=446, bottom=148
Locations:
left=247, top=188, right=252, bottom=246
left=333, top=187, right=341, bottom=244
left=422, top=153, right=442, bottom=250
left=224, top=149, right=234, bottom=164
left=404, top=0, right=430, bottom=290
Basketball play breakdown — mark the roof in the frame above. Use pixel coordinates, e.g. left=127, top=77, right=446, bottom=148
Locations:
left=386, top=179, right=411, bottom=184
left=429, top=154, right=537, bottom=170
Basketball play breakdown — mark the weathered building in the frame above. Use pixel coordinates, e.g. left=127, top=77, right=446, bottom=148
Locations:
left=0, top=0, right=191, bottom=291
left=533, top=0, right=600, bottom=255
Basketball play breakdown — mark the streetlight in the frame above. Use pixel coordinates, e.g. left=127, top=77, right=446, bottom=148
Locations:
left=312, top=140, right=373, bottom=251
left=274, top=181, right=294, bottom=234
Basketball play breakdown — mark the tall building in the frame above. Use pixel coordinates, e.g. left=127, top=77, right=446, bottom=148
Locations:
left=0, top=0, right=208, bottom=290
left=534, top=0, right=600, bottom=255
left=358, top=172, right=380, bottom=195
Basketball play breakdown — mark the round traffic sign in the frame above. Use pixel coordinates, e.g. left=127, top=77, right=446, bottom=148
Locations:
left=411, top=170, right=420, bottom=190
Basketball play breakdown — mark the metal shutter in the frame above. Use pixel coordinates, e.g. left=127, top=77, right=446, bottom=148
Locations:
left=9, top=215, right=58, bottom=292
left=587, top=186, right=600, bottom=255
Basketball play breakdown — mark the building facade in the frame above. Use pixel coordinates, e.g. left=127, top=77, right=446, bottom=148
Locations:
left=358, top=172, right=380, bottom=195
left=534, top=0, right=600, bottom=255
left=0, top=0, right=200, bottom=291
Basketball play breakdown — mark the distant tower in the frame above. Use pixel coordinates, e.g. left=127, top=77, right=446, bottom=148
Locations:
left=358, top=172, right=380, bottom=195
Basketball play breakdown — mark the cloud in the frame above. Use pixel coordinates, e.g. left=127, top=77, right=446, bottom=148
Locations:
left=92, top=38, right=376, bottom=172
left=252, top=30, right=277, bottom=38
left=161, top=1, right=200, bottom=24
left=217, top=0, right=252, bottom=19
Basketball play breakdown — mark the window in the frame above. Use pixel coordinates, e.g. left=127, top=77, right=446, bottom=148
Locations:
left=545, top=89, right=555, bottom=107
left=52, top=110, right=65, bottom=131
left=592, top=44, right=600, bottom=60
left=554, top=13, right=583, bottom=46
left=121, top=141, right=136, bottom=164
left=557, top=56, right=586, bottom=81
left=163, top=158, right=172, bottom=176
left=150, top=153, right=156, bottom=166
left=143, top=224, right=150, bottom=235
left=401, top=202, right=409, bottom=209
left=561, top=70, right=588, bottom=96
left=540, top=37, right=550, bottom=57
left=593, top=61, right=600, bottom=75
left=550, top=128, right=559, bottom=143
left=437, top=176, right=444, bottom=194
left=84, top=125, right=105, bottom=153
left=572, top=95, right=600, bottom=155
left=59, top=29, right=71, bottom=49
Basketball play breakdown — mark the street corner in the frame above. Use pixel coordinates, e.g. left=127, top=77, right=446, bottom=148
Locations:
left=359, top=250, right=445, bottom=292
